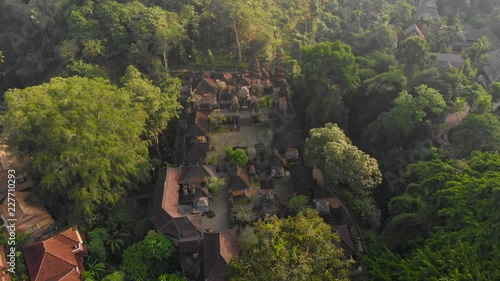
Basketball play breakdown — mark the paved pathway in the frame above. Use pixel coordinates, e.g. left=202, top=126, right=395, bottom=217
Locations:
left=201, top=174, right=230, bottom=231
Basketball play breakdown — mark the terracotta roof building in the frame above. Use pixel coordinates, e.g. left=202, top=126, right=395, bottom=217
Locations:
left=152, top=166, right=216, bottom=253
left=1, top=192, right=54, bottom=237
left=202, top=229, right=239, bottom=281
left=402, top=24, right=425, bottom=41
left=23, top=226, right=86, bottom=281
left=186, top=111, right=208, bottom=141
left=229, top=165, right=250, bottom=191
left=194, top=78, right=218, bottom=96
left=0, top=247, right=10, bottom=281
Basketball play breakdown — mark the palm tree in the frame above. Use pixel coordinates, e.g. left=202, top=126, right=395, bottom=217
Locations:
left=106, top=229, right=127, bottom=255
left=86, top=259, right=107, bottom=280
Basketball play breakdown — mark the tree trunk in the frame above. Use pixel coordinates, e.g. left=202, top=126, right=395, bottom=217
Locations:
left=234, top=23, right=242, bottom=62
left=153, top=134, right=162, bottom=160
left=163, top=49, right=168, bottom=69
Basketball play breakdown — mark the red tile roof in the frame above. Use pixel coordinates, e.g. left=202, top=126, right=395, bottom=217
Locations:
left=186, top=111, right=208, bottom=138
left=0, top=246, right=11, bottom=281
left=161, top=168, right=183, bottom=218
left=195, top=78, right=217, bottom=96
left=204, top=229, right=239, bottom=281
left=24, top=227, right=86, bottom=281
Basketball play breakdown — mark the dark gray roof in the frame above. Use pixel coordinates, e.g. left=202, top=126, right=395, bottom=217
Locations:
left=272, top=132, right=302, bottom=149
left=289, top=165, right=313, bottom=197
left=464, top=25, right=499, bottom=43
left=184, top=142, right=209, bottom=165
left=429, top=53, right=464, bottom=69
left=186, top=111, right=208, bottom=138
left=179, top=165, right=217, bottom=184
left=415, top=0, right=440, bottom=20
left=260, top=180, right=274, bottom=190
left=482, top=49, right=500, bottom=84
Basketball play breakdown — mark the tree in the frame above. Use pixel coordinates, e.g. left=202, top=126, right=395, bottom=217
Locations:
left=306, top=123, right=382, bottom=191
left=107, top=229, right=126, bottom=255
left=300, top=41, right=359, bottom=127
left=286, top=195, right=310, bottom=215
left=490, top=82, right=500, bottom=101
left=208, top=111, right=226, bottom=129
left=464, top=36, right=491, bottom=69
left=396, top=36, right=429, bottom=76
left=102, top=271, right=125, bottom=281
left=366, top=152, right=500, bottom=280
left=212, top=0, right=273, bottom=62
left=84, top=259, right=107, bottom=280
left=425, top=17, right=465, bottom=52
left=225, top=146, right=248, bottom=166
left=4, top=76, right=151, bottom=226
left=385, top=85, right=446, bottom=137
left=233, top=208, right=258, bottom=226
left=87, top=228, right=111, bottom=261
left=157, top=274, right=187, bottom=281
left=206, top=176, right=226, bottom=196
left=121, top=66, right=182, bottom=159
left=451, top=113, right=500, bottom=158
left=305, top=123, right=382, bottom=228
left=226, top=209, right=350, bottom=281
left=121, top=231, right=175, bottom=280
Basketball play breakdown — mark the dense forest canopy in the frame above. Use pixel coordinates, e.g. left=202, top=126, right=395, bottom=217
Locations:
left=1, top=0, right=500, bottom=280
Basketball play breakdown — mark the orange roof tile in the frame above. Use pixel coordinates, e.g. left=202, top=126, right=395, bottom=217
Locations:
left=24, top=227, right=86, bottom=281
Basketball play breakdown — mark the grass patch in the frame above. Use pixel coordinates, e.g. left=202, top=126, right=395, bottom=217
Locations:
left=210, top=125, right=232, bottom=134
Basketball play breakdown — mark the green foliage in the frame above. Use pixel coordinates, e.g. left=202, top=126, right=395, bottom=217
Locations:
left=226, top=209, right=350, bottom=281
left=225, top=146, right=248, bottom=166
left=464, top=36, right=491, bottom=69
left=64, top=60, right=108, bottom=79
left=306, top=123, right=382, bottom=191
left=233, top=208, right=258, bottom=225
left=102, top=271, right=125, bottom=281
left=4, top=76, right=151, bottom=227
left=305, top=123, right=382, bottom=228
left=157, top=273, right=187, bottom=281
left=87, top=228, right=111, bottom=261
left=396, top=36, right=429, bottom=76
left=208, top=111, right=227, bottom=129
left=286, top=195, right=309, bottom=215
left=367, top=152, right=500, bottom=280
left=66, top=0, right=185, bottom=76
left=207, top=176, right=226, bottom=196
left=84, top=259, right=107, bottom=280
left=121, top=231, right=175, bottom=281
left=362, top=70, right=407, bottom=96
left=350, top=23, right=398, bottom=54
left=409, top=67, right=469, bottom=104
left=425, top=17, right=465, bottom=52
left=382, top=85, right=446, bottom=137
left=451, top=114, right=500, bottom=158
left=388, top=194, right=425, bottom=217
left=121, top=65, right=182, bottom=158
left=490, top=82, right=500, bottom=101
left=300, top=41, right=359, bottom=127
